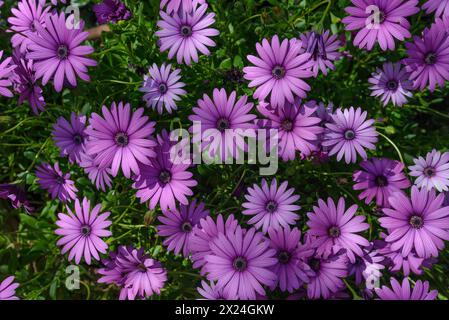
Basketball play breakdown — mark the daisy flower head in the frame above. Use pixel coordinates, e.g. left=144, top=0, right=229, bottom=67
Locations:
left=243, top=35, right=314, bottom=108
left=79, top=152, right=113, bottom=192
left=347, top=245, right=384, bottom=285
left=26, top=11, right=97, bottom=92
left=380, top=186, right=449, bottom=258
left=36, top=162, right=77, bottom=203
left=55, top=197, right=112, bottom=264
left=299, top=30, right=342, bottom=77
left=375, top=277, right=438, bottom=300
left=85, top=101, right=157, bottom=179
left=368, top=62, right=414, bottom=107
left=306, top=197, right=370, bottom=262
left=0, top=184, right=34, bottom=213
left=342, top=0, right=420, bottom=51
left=0, top=51, right=16, bottom=98
left=242, top=178, right=300, bottom=233
left=156, top=3, right=219, bottom=65
left=140, top=63, right=186, bottom=114
left=423, top=0, right=449, bottom=18
left=409, top=149, right=449, bottom=192
left=353, top=157, right=411, bottom=208
left=52, top=113, right=87, bottom=164
left=0, top=276, right=19, bottom=300
left=93, top=0, right=132, bottom=24
left=323, top=106, right=378, bottom=164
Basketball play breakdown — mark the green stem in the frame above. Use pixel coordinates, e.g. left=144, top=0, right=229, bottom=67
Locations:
left=377, top=131, right=404, bottom=164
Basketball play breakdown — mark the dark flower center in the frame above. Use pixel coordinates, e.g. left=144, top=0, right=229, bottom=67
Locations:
left=81, top=225, right=91, bottom=236
left=181, top=221, right=193, bottom=232
left=344, top=129, right=356, bottom=140
left=386, top=80, right=398, bottom=91
left=265, top=200, right=278, bottom=213
left=114, top=132, right=129, bottom=146
left=425, top=53, right=437, bottom=65
left=137, top=263, right=147, bottom=272
left=180, top=25, right=193, bottom=37
left=159, top=170, right=172, bottom=184
left=375, top=175, right=388, bottom=187
left=272, top=65, right=286, bottom=79
left=281, top=119, right=293, bottom=132
left=378, top=11, right=386, bottom=24
left=57, top=45, right=69, bottom=59
left=56, top=176, right=65, bottom=184
left=159, top=83, right=168, bottom=94
left=409, top=215, right=424, bottom=229
left=309, top=258, right=321, bottom=272
left=277, top=250, right=291, bottom=264
left=216, top=118, right=230, bottom=131
left=424, top=167, right=436, bottom=177
left=73, top=134, right=83, bottom=145
left=328, top=226, right=341, bottom=238
left=232, top=256, right=248, bottom=271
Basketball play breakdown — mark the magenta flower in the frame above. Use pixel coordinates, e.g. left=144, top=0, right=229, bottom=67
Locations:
left=0, top=51, right=16, bottom=98
left=85, top=101, right=157, bottom=178
left=36, top=162, right=77, bottom=203
left=243, top=35, right=313, bottom=108
left=190, top=214, right=239, bottom=274
left=156, top=3, right=219, bottom=65
left=256, top=99, right=323, bottom=161
left=52, top=113, right=87, bottom=164
left=55, top=197, right=112, bottom=264
left=8, top=0, right=51, bottom=53
left=26, top=12, right=97, bottom=92
left=409, top=149, right=449, bottom=192
left=306, top=197, right=370, bottom=262
left=205, top=226, right=277, bottom=300
left=157, top=199, right=210, bottom=257
left=188, top=88, right=257, bottom=162
left=353, top=157, right=411, bottom=208
left=380, top=186, right=449, bottom=258
left=404, top=22, right=449, bottom=92
left=323, top=107, right=378, bottom=164
left=160, top=0, right=206, bottom=14
left=423, top=0, right=449, bottom=18
left=242, top=178, right=300, bottom=233
left=197, top=280, right=237, bottom=300
left=133, top=130, right=197, bottom=212
left=299, top=30, right=342, bottom=77
left=0, top=184, right=34, bottom=213
left=375, top=277, right=438, bottom=300
left=79, top=153, right=113, bottom=192
left=342, top=0, right=419, bottom=51
left=93, top=0, right=132, bottom=24
left=368, top=62, right=414, bottom=107
left=0, top=276, right=19, bottom=300
left=267, top=226, right=312, bottom=293
left=139, top=63, right=187, bottom=114
left=347, top=245, right=384, bottom=285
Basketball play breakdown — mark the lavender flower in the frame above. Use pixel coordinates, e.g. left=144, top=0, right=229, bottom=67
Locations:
left=93, top=0, right=132, bottom=24
left=52, top=113, right=87, bottom=164
left=375, top=277, right=437, bottom=300
left=79, top=153, right=113, bottom=192
left=160, top=0, right=206, bottom=14
left=409, top=149, right=449, bottom=192
left=197, top=280, right=237, bottom=300
left=0, top=184, right=34, bottom=213
left=0, top=51, right=15, bottom=98
left=423, top=0, right=449, bottom=18
left=36, top=162, right=77, bottom=202
left=0, top=276, right=19, bottom=300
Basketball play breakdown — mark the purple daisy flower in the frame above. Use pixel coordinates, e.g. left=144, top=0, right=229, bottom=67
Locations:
left=133, top=130, right=197, bottom=212
left=242, top=178, right=300, bottom=233
left=404, top=22, right=449, bottom=92
left=368, top=62, right=414, bottom=107
left=204, top=226, right=277, bottom=300
left=55, top=197, right=112, bottom=264
left=26, top=12, right=97, bottom=92
left=299, top=30, right=342, bottom=77
left=190, top=214, right=239, bottom=274
left=160, top=0, right=206, bottom=14
left=197, top=280, right=237, bottom=300
left=79, top=153, right=113, bottom=192
left=0, top=184, right=34, bottom=213
left=353, top=157, right=411, bottom=208
left=52, top=113, right=87, bottom=164
left=139, top=63, right=187, bottom=114
left=306, top=197, right=370, bottom=262
left=0, top=51, right=16, bottom=98
left=323, top=106, right=378, bottom=164
left=0, top=276, right=19, bottom=300
left=256, top=99, right=323, bottom=161
left=93, top=0, right=132, bottom=24
left=243, top=35, right=313, bottom=108
left=409, top=149, right=449, bottom=192
left=156, top=3, right=219, bottom=65
left=98, top=250, right=123, bottom=286
left=342, top=0, right=419, bottom=51
left=423, top=0, right=449, bottom=18
left=157, top=199, right=209, bottom=257
left=7, top=0, right=51, bottom=53
left=85, top=101, right=157, bottom=179
left=188, top=88, right=257, bottom=162
left=347, top=244, right=384, bottom=285
left=375, top=277, right=438, bottom=300
left=380, top=186, right=449, bottom=258
left=10, top=48, right=45, bottom=114
left=36, top=162, right=77, bottom=202
left=267, top=226, right=312, bottom=293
